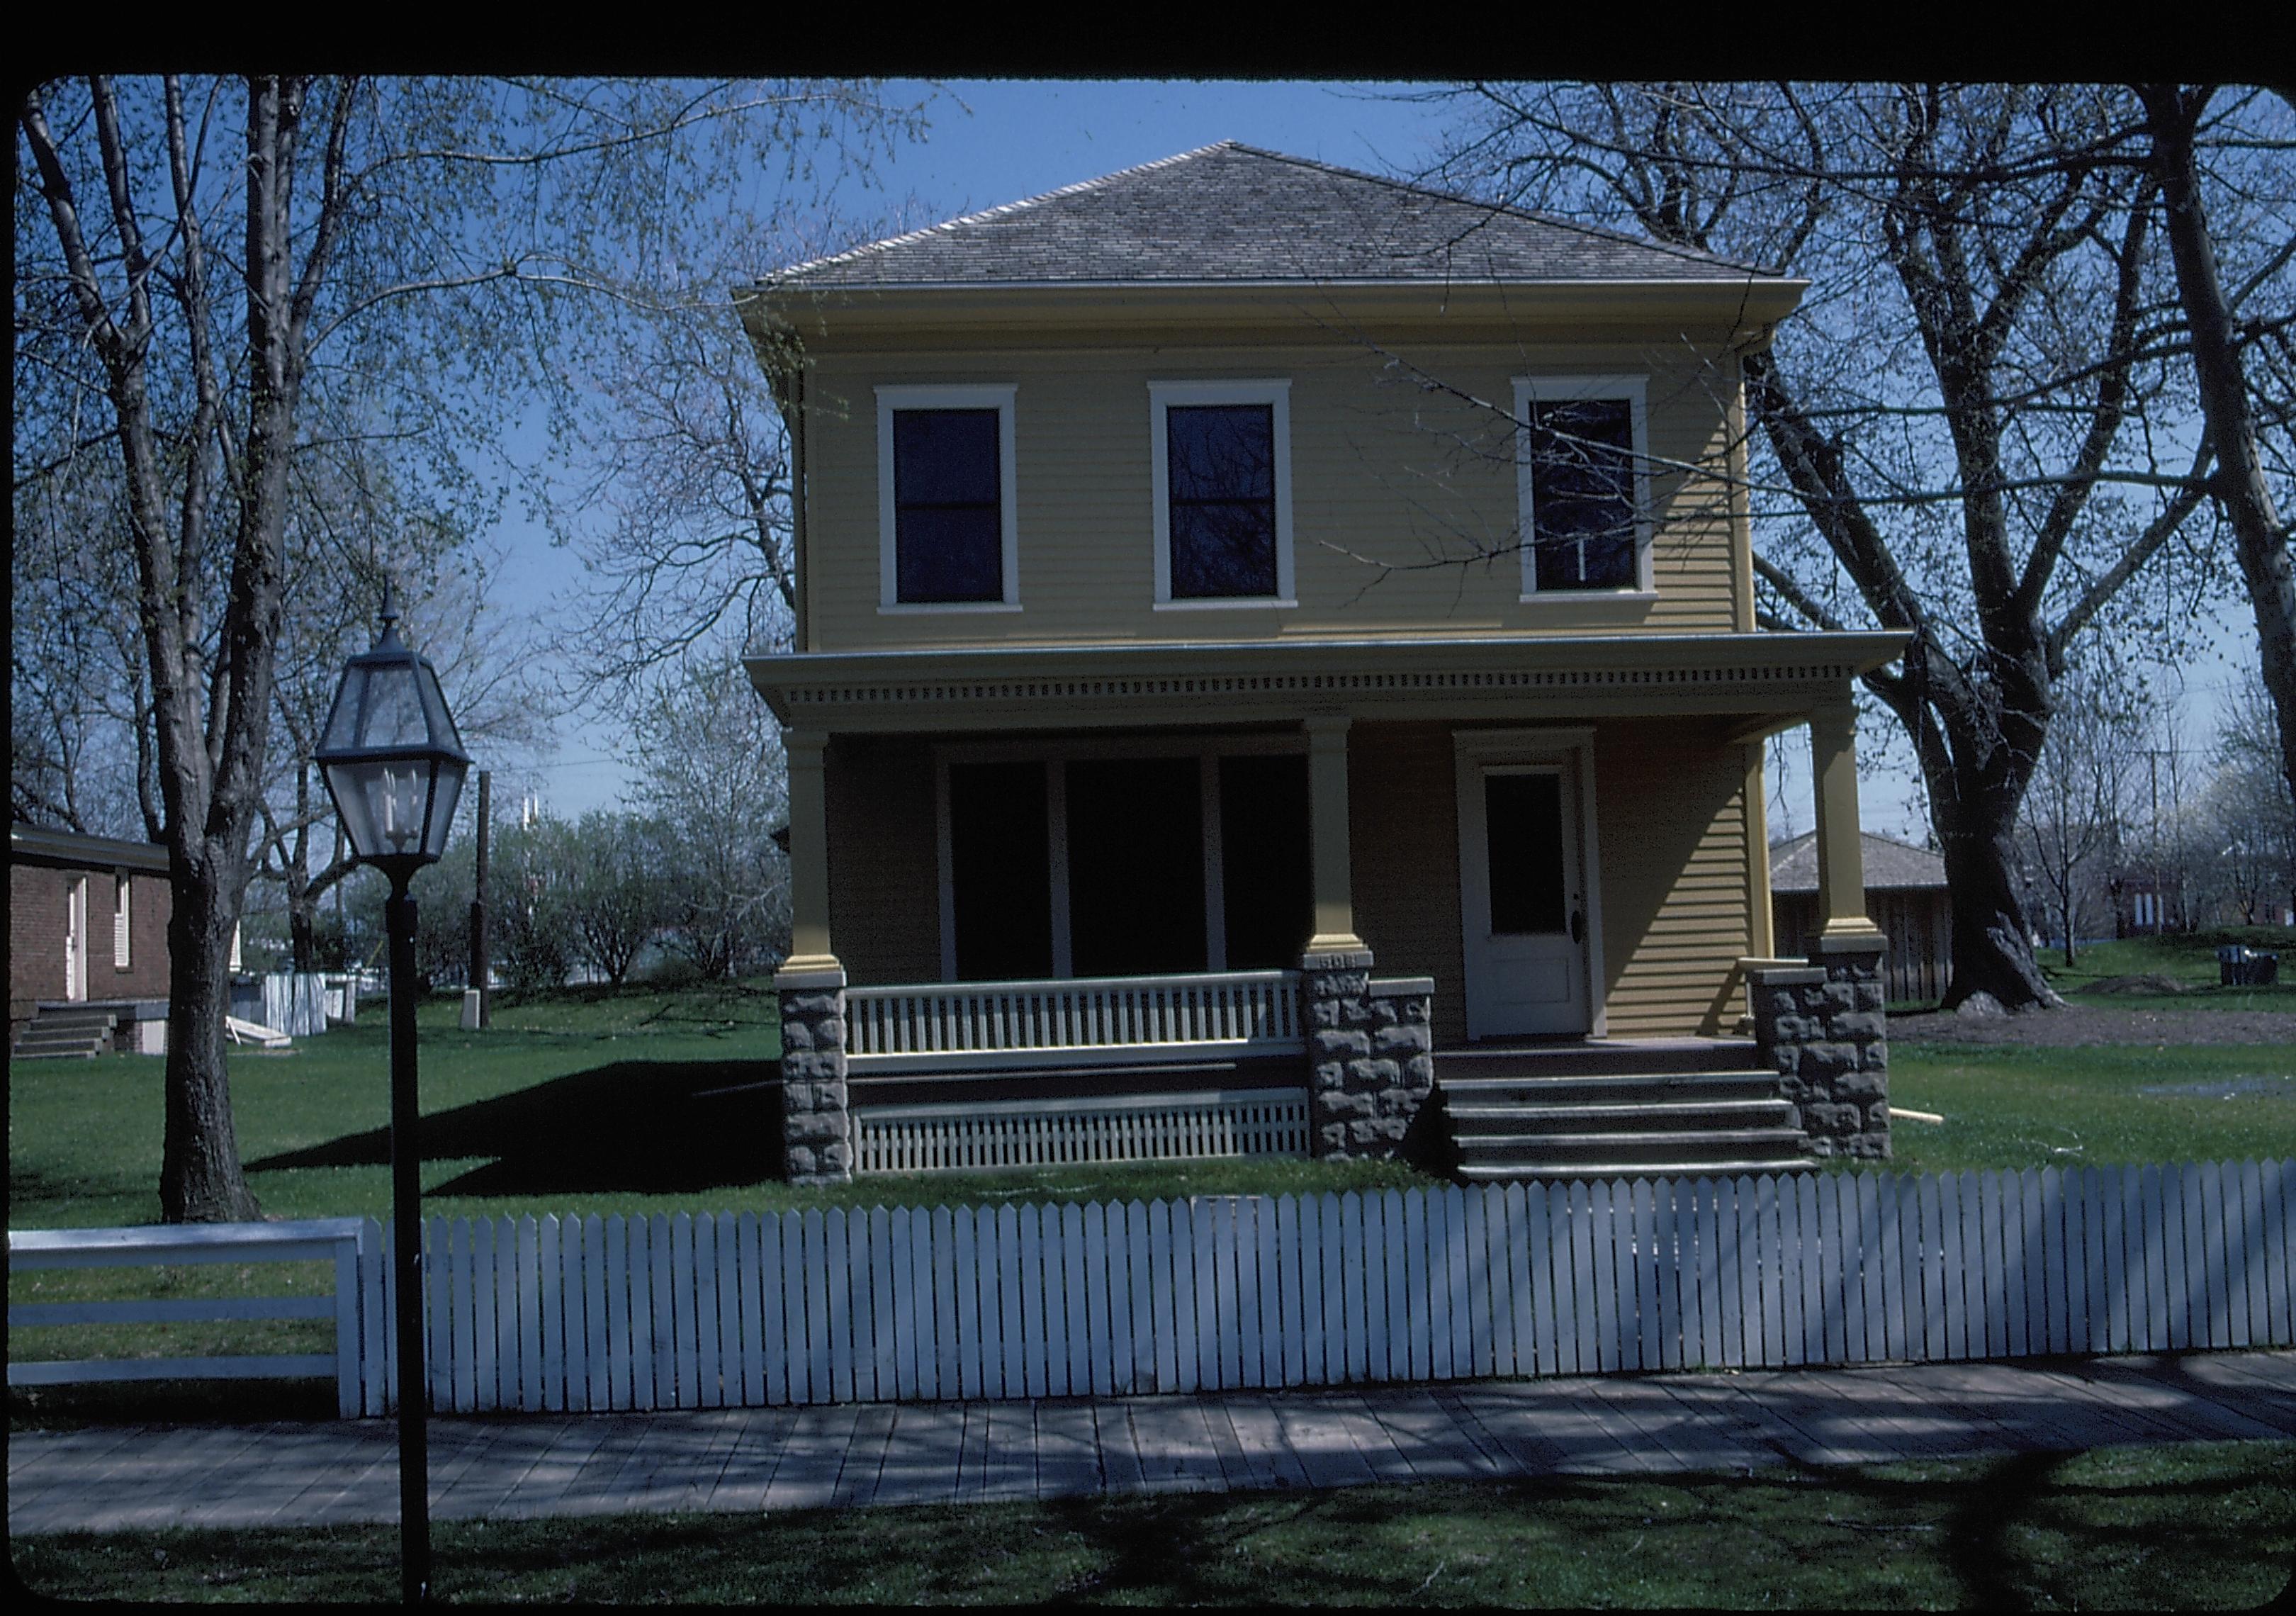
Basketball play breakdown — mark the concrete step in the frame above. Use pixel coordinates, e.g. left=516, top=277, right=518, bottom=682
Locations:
left=1439, top=1070, right=1780, bottom=1107
left=13, top=1007, right=118, bottom=1059
left=1447, top=1098, right=1796, bottom=1135
left=1453, top=1128, right=1809, bottom=1164
left=1459, top=1157, right=1819, bottom=1182
left=1436, top=1038, right=1762, bottom=1080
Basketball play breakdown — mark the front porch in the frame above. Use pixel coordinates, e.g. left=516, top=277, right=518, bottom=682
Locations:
left=780, top=962, right=1890, bottom=1183
left=755, top=632, right=1903, bottom=1184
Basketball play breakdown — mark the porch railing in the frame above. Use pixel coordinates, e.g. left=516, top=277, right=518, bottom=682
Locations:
left=845, top=970, right=1303, bottom=1072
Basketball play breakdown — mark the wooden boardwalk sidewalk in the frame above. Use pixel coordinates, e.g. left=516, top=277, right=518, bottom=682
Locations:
left=9, top=1350, right=2292, bottom=1537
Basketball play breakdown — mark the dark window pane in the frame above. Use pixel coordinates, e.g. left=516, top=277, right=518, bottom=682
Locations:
left=1168, top=404, right=1277, bottom=597
left=1066, top=758, right=1205, bottom=976
left=894, top=410, right=1000, bottom=505
left=1485, top=773, right=1566, bottom=934
left=1527, top=398, right=1638, bottom=590
left=894, top=409, right=1001, bottom=602
left=950, top=761, right=1052, bottom=980
left=1219, top=754, right=1310, bottom=969
left=896, top=508, right=1003, bottom=602
left=1171, top=505, right=1278, bottom=597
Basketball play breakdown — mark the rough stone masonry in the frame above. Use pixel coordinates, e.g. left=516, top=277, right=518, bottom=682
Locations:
left=1748, top=943, right=1891, bottom=1159
left=1304, top=948, right=1438, bottom=1161
left=777, top=972, right=853, bottom=1184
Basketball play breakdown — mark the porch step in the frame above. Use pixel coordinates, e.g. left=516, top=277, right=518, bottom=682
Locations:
left=12, top=1007, right=116, bottom=1059
left=1459, top=1158, right=1818, bottom=1183
left=1447, top=1097, right=1796, bottom=1133
left=1434, top=1038, right=1811, bottom=1181
left=1439, top=1071, right=1784, bottom=1107
left=1436, top=1038, right=1762, bottom=1079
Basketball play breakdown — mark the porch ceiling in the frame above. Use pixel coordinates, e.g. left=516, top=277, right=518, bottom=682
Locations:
left=746, top=631, right=1906, bottom=734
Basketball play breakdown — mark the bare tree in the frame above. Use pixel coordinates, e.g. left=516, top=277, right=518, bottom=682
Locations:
left=2136, top=85, right=2296, bottom=829
left=1422, top=83, right=2259, bottom=1009
left=16, top=76, right=918, bottom=1221
left=2015, top=666, right=2141, bottom=965
left=636, top=656, right=790, bottom=980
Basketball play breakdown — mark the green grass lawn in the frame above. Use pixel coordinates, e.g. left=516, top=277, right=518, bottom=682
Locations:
left=11, top=976, right=2288, bottom=1410
left=13, top=1440, right=2292, bottom=1607
left=1876, top=1041, right=2295, bottom=1177
left=2039, top=926, right=2296, bottom=1014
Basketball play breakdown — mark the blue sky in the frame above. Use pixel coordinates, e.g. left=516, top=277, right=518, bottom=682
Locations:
left=493, top=77, right=2253, bottom=853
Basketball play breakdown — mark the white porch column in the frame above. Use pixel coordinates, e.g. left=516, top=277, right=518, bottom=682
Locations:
left=777, top=728, right=842, bottom=980
left=1302, top=715, right=1366, bottom=955
left=1809, top=699, right=1883, bottom=943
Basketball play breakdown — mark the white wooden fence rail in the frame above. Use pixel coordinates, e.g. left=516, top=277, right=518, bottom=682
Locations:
left=348, top=1160, right=2289, bottom=1414
left=7, top=1218, right=373, bottom=1417
left=852, top=1089, right=1310, bottom=1174
left=845, top=970, right=1302, bottom=1072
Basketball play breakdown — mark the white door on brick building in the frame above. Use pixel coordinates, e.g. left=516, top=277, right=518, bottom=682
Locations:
left=64, top=875, right=89, bottom=1001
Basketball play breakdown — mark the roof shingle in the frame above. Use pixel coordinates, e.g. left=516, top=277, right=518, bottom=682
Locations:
left=1769, top=831, right=1948, bottom=894
left=767, top=142, right=1778, bottom=290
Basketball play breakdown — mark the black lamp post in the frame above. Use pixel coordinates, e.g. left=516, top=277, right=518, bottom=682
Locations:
left=314, top=587, right=469, bottom=1605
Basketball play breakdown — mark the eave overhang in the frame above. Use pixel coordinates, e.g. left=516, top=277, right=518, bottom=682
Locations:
left=9, top=822, right=171, bottom=875
left=738, top=277, right=1811, bottom=351
left=745, top=631, right=1906, bottom=735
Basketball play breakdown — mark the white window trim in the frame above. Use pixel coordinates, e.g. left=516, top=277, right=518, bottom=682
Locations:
left=934, top=734, right=1309, bottom=982
left=1149, top=379, right=1296, bottom=609
left=113, top=875, right=131, bottom=970
left=876, top=383, right=1021, bottom=612
left=1513, top=374, right=1655, bottom=600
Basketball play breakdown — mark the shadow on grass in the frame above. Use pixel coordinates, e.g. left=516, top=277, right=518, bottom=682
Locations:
left=244, top=1060, right=782, bottom=1196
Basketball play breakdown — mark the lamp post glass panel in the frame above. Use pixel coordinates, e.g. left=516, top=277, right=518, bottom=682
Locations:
left=314, top=594, right=468, bottom=1604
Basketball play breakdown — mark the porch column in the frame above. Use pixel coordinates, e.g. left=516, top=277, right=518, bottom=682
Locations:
left=778, top=729, right=840, bottom=976
left=1808, top=699, right=1882, bottom=944
left=775, top=727, right=850, bottom=1186
left=1302, top=715, right=1366, bottom=955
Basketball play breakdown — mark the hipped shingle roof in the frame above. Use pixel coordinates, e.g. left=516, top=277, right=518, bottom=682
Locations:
left=766, top=142, right=1779, bottom=291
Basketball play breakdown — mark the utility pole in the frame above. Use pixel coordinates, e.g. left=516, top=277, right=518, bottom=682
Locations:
left=466, top=771, right=492, bottom=1030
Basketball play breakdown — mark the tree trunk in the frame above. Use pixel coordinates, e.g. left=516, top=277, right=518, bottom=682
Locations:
left=2142, top=86, right=2296, bottom=821
left=159, top=850, right=261, bottom=1223
left=1932, top=774, right=2064, bottom=1011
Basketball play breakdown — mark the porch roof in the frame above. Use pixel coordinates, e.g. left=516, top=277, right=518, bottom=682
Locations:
left=745, top=630, right=1906, bottom=734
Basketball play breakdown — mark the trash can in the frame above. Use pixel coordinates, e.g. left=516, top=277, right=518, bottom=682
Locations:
left=2219, top=946, right=2281, bottom=986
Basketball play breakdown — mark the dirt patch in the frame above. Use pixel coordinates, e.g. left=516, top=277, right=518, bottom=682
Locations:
left=1889, top=1004, right=2296, bottom=1048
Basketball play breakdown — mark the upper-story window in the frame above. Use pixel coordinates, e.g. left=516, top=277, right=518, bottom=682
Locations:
left=1150, top=380, right=1295, bottom=608
left=1514, top=376, right=1653, bottom=598
left=877, top=384, right=1020, bottom=612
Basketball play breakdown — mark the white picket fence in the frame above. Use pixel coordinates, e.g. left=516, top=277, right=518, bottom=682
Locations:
left=334, top=1159, right=2292, bottom=1415
left=845, top=970, right=1302, bottom=1072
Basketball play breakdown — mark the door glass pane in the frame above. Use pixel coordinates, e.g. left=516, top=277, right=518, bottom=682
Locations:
left=1485, top=772, right=1565, bottom=934
left=949, top=761, right=1052, bottom=980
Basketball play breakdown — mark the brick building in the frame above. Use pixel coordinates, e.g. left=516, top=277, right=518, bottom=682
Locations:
left=9, top=822, right=173, bottom=1054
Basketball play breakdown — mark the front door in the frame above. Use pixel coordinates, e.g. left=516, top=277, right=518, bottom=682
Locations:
left=1459, top=761, right=1590, bottom=1038
left=65, top=875, right=89, bottom=1002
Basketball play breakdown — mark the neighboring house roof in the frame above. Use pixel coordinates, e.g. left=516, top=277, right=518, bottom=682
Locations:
left=1769, top=831, right=1946, bottom=894
left=9, top=821, right=170, bottom=875
left=765, top=141, right=1782, bottom=291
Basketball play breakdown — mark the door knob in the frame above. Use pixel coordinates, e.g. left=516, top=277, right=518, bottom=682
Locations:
left=1570, top=908, right=1585, bottom=943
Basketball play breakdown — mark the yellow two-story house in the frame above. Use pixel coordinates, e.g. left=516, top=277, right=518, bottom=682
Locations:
left=743, top=144, right=1901, bottom=1186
